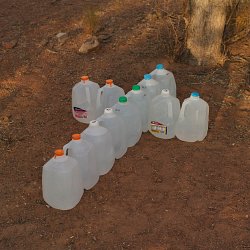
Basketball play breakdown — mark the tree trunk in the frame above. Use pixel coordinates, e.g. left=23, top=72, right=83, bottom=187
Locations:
left=187, top=0, right=232, bottom=66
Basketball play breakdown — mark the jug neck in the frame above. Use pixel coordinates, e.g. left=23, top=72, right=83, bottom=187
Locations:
left=81, top=79, right=90, bottom=84
left=81, top=76, right=90, bottom=84
left=190, top=96, right=200, bottom=100
left=156, top=68, right=168, bottom=75
left=105, top=83, right=114, bottom=88
left=106, top=79, right=114, bottom=88
left=54, top=155, right=68, bottom=162
left=72, top=139, right=82, bottom=144
left=131, top=89, right=142, bottom=94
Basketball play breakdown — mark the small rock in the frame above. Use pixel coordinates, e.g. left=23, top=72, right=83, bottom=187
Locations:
left=40, top=38, right=49, bottom=47
left=2, top=40, right=17, bottom=49
left=56, top=32, right=68, bottom=44
left=98, top=33, right=112, bottom=42
left=79, top=36, right=99, bottom=54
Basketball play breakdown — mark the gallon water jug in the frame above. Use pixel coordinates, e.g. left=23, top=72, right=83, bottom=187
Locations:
left=42, top=149, right=83, bottom=210
left=148, top=89, right=180, bottom=139
left=72, top=76, right=100, bottom=123
left=81, top=120, right=115, bottom=175
left=150, top=64, right=176, bottom=97
left=126, top=85, right=150, bottom=132
left=96, top=79, right=125, bottom=116
left=113, top=96, right=142, bottom=147
left=138, top=74, right=161, bottom=100
left=97, top=108, right=127, bottom=159
left=175, top=92, right=209, bottom=142
left=63, top=134, right=99, bottom=190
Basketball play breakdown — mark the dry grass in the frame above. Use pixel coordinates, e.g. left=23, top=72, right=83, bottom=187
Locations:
left=82, top=6, right=99, bottom=36
left=152, top=0, right=187, bottom=61
left=224, top=0, right=250, bottom=44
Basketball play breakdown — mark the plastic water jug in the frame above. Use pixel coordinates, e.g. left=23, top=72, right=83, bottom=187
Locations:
left=96, top=79, right=125, bottom=116
left=42, top=149, right=83, bottom=210
left=175, top=92, right=209, bottom=142
left=72, top=76, right=100, bottom=123
left=97, top=108, right=127, bottom=159
left=126, top=85, right=150, bottom=132
left=63, top=134, right=99, bottom=190
left=148, top=89, right=180, bottom=139
left=81, top=120, right=115, bottom=175
left=113, top=96, right=142, bottom=147
left=138, top=74, right=161, bottom=100
left=150, top=64, right=176, bottom=97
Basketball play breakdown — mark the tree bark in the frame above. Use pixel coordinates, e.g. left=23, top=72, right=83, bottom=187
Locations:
left=187, top=0, right=232, bottom=66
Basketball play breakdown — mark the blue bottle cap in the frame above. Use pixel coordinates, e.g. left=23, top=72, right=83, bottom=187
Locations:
left=144, top=74, right=152, bottom=80
left=191, top=92, right=200, bottom=97
left=156, top=64, right=164, bottom=70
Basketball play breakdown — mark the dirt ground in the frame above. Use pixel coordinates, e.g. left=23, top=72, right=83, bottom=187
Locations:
left=0, top=0, right=249, bottom=249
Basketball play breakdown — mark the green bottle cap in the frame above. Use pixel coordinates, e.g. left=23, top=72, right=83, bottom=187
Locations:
left=132, top=85, right=140, bottom=91
left=119, top=96, right=127, bottom=103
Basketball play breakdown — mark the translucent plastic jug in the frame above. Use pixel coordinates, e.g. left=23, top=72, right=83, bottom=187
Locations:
left=42, top=149, right=83, bottom=210
left=126, top=85, right=150, bottom=132
left=72, top=76, right=100, bottom=123
left=81, top=120, right=115, bottom=175
left=150, top=64, right=176, bottom=97
left=63, top=134, right=99, bottom=190
left=113, top=96, right=142, bottom=147
left=175, top=92, right=209, bottom=142
left=96, top=79, right=125, bottom=116
left=97, top=108, right=127, bottom=159
left=138, top=74, right=161, bottom=100
left=148, top=89, right=180, bottom=139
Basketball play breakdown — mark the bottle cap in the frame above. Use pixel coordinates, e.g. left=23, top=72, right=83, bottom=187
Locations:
left=72, top=134, right=81, bottom=140
left=89, top=120, right=99, bottom=126
left=106, top=79, right=113, bottom=86
left=104, top=108, right=113, bottom=114
left=54, top=149, right=64, bottom=157
left=132, top=85, right=140, bottom=91
left=156, top=64, right=164, bottom=70
left=119, top=96, right=127, bottom=103
left=81, top=76, right=89, bottom=81
left=144, top=74, right=152, bottom=80
left=161, top=89, right=170, bottom=95
left=191, top=92, right=200, bottom=97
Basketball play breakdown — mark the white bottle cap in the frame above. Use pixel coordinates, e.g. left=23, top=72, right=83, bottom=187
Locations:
left=161, top=89, right=170, bottom=96
left=104, top=108, right=113, bottom=114
left=89, top=120, right=99, bottom=127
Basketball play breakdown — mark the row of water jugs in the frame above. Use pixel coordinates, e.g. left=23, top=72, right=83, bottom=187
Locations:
left=42, top=64, right=209, bottom=210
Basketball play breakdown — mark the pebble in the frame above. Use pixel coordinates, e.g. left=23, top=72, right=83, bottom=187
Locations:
left=79, top=36, right=99, bottom=54
left=56, top=32, right=68, bottom=44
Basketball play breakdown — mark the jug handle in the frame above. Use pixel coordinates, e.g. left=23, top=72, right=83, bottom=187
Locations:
left=85, top=86, right=91, bottom=104
left=96, top=88, right=102, bottom=108
left=179, top=100, right=188, bottom=119
left=168, top=101, right=173, bottom=119
left=65, top=148, right=69, bottom=156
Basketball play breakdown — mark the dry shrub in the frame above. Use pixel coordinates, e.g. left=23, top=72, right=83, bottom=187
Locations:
left=152, top=0, right=187, bottom=61
left=83, top=6, right=99, bottom=36
left=224, top=0, right=250, bottom=44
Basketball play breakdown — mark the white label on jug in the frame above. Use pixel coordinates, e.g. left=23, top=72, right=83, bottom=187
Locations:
left=150, top=121, right=167, bottom=134
left=73, top=107, right=88, bottom=118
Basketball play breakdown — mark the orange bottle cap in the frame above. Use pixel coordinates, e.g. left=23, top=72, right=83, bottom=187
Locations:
left=54, top=149, right=64, bottom=157
left=106, top=79, right=113, bottom=86
left=72, top=134, right=81, bottom=140
left=81, top=76, right=89, bottom=81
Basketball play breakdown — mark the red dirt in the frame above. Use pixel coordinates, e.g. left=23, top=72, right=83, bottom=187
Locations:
left=0, top=0, right=249, bottom=249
